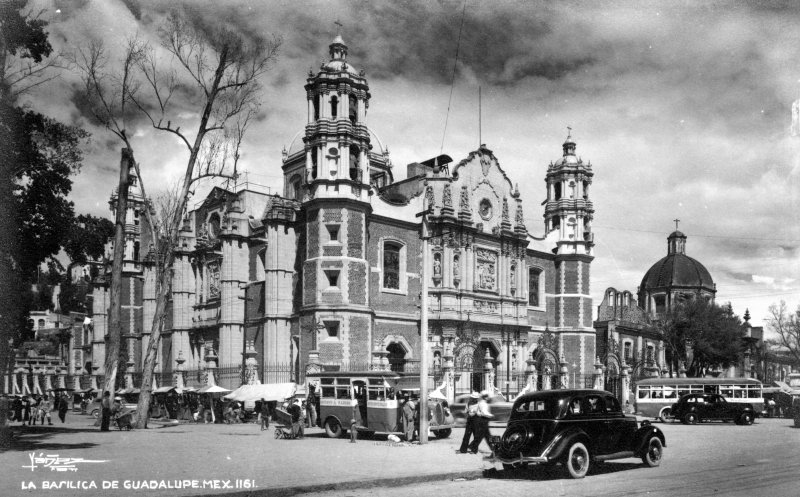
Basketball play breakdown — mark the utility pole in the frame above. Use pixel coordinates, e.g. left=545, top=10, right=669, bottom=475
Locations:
left=419, top=187, right=430, bottom=444
left=104, top=148, right=132, bottom=396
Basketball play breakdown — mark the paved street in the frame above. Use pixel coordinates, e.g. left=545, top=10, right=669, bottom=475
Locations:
left=2, top=414, right=799, bottom=497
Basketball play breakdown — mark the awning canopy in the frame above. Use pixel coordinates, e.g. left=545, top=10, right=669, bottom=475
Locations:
left=153, top=386, right=177, bottom=394
left=224, top=383, right=296, bottom=402
left=198, top=385, right=232, bottom=394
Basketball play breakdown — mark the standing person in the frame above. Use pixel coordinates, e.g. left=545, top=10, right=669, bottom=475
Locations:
left=288, top=398, right=303, bottom=438
left=40, top=394, right=53, bottom=425
left=100, top=391, right=111, bottom=431
left=306, top=381, right=318, bottom=428
left=259, top=398, right=270, bottom=431
left=13, top=396, right=23, bottom=425
left=22, top=397, right=30, bottom=425
left=57, top=394, right=69, bottom=423
left=401, top=394, right=416, bottom=442
left=457, top=392, right=480, bottom=454
left=468, top=390, right=494, bottom=454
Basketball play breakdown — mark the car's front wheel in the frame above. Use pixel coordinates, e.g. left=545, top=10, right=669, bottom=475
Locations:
left=642, top=437, right=663, bottom=467
left=739, top=412, right=754, bottom=425
left=684, top=412, right=698, bottom=425
left=91, top=409, right=99, bottom=419
left=564, top=442, right=590, bottom=479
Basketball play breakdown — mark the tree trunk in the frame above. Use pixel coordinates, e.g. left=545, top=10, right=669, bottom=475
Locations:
left=103, top=148, right=131, bottom=397
left=134, top=253, right=173, bottom=429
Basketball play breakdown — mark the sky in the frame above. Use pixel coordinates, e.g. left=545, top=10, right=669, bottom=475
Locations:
left=17, top=0, right=800, bottom=330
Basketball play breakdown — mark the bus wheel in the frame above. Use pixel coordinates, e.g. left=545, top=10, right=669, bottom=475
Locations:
left=434, top=428, right=452, bottom=438
left=324, top=418, right=344, bottom=438
left=659, top=408, right=673, bottom=423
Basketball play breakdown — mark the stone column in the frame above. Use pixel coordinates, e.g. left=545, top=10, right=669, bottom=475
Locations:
left=243, top=341, right=260, bottom=386
left=44, top=367, right=55, bottom=392
left=32, top=368, right=43, bottom=395
left=442, top=340, right=455, bottom=404
left=204, top=344, right=218, bottom=387
left=559, top=356, right=569, bottom=389
left=90, top=366, right=99, bottom=392
left=593, top=357, right=604, bottom=390
left=620, top=363, right=631, bottom=406
left=483, top=349, right=495, bottom=393
left=525, top=354, right=538, bottom=393
left=174, top=351, right=186, bottom=389
left=57, top=369, right=67, bottom=390
left=72, top=374, right=81, bottom=392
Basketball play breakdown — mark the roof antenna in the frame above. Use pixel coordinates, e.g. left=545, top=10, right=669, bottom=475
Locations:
left=440, top=0, right=468, bottom=155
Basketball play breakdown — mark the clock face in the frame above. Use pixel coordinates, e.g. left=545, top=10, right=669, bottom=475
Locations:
left=479, top=198, right=493, bottom=220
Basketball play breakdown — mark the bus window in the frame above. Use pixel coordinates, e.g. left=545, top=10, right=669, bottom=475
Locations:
left=663, top=388, right=676, bottom=399
left=335, top=379, right=351, bottom=399
left=386, top=387, right=396, bottom=400
left=733, top=388, right=744, bottom=399
left=652, top=387, right=663, bottom=399
left=368, top=387, right=383, bottom=401
left=678, top=389, right=690, bottom=398
left=321, top=377, right=335, bottom=398
left=720, top=388, right=732, bottom=398
left=748, top=387, right=761, bottom=398
left=638, top=388, right=650, bottom=399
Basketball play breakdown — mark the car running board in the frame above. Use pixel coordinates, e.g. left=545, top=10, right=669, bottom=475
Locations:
left=593, top=451, right=635, bottom=461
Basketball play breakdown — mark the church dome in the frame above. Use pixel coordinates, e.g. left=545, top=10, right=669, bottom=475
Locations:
left=640, top=252, right=714, bottom=290
left=640, top=230, right=715, bottom=292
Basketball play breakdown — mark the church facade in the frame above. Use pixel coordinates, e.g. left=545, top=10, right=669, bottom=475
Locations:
left=78, top=33, right=599, bottom=400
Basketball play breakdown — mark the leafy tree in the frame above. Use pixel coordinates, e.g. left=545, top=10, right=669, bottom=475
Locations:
left=766, top=301, right=800, bottom=366
left=63, top=214, right=114, bottom=265
left=658, top=299, right=745, bottom=376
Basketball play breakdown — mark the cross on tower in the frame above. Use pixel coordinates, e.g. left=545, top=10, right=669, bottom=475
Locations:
left=566, top=125, right=572, bottom=139
left=674, top=218, right=680, bottom=231
left=334, top=19, right=343, bottom=35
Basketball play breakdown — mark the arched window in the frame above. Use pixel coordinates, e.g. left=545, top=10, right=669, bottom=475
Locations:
left=528, top=268, right=542, bottom=307
left=133, top=241, right=140, bottom=261
left=313, top=94, right=320, bottom=120
left=349, top=145, right=360, bottom=181
left=623, top=342, right=632, bottom=363
left=330, top=95, right=338, bottom=118
left=311, top=147, right=318, bottom=179
left=383, top=243, right=401, bottom=290
left=349, top=94, right=357, bottom=124
left=554, top=183, right=562, bottom=200
left=387, top=343, right=406, bottom=372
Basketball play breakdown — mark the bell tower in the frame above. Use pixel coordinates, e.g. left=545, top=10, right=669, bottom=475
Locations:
left=543, top=131, right=596, bottom=372
left=302, top=28, right=371, bottom=199
left=299, top=27, right=373, bottom=374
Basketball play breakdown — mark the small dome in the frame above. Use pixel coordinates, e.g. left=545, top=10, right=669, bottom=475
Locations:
left=640, top=253, right=715, bottom=291
left=321, top=59, right=361, bottom=76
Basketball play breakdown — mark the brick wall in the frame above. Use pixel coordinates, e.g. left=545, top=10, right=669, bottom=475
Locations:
left=367, top=220, right=421, bottom=315
left=348, top=316, right=370, bottom=363
left=347, top=210, right=364, bottom=258
left=303, top=262, right=316, bottom=304
left=348, top=262, right=366, bottom=305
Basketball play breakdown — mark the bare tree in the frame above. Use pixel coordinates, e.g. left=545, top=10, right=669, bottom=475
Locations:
left=73, top=38, right=153, bottom=402
left=125, top=13, right=280, bottom=428
left=766, top=301, right=800, bottom=366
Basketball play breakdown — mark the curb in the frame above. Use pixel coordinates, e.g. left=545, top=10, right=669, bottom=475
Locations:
left=195, top=469, right=486, bottom=497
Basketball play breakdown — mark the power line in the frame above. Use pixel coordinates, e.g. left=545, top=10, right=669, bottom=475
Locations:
left=594, top=225, right=800, bottom=243
left=440, top=0, right=468, bottom=155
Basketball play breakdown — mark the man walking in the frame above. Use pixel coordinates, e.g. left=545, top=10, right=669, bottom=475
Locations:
left=402, top=394, right=416, bottom=442
left=57, top=393, right=69, bottom=423
left=457, top=392, right=480, bottom=454
left=468, top=390, right=494, bottom=454
left=259, top=398, right=270, bottom=431
left=100, top=391, right=111, bottom=431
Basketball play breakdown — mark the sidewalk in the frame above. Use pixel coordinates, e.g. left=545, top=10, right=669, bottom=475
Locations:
left=1, top=415, right=492, bottom=497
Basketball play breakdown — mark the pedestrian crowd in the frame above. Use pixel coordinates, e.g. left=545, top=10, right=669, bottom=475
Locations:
left=3, top=391, right=71, bottom=426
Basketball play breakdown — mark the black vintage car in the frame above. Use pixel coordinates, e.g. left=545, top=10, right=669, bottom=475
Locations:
left=670, top=393, right=756, bottom=425
left=489, top=389, right=665, bottom=479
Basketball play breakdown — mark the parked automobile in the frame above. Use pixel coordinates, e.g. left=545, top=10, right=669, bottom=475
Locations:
left=489, top=389, right=665, bottom=479
left=670, top=393, right=756, bottom=425
left=451, top=392, right=513, bottom=426
left=86, top=395, right=138, bottom=418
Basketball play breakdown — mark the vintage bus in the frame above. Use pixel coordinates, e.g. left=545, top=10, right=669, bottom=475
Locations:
left=635, top=377, right=764, bottom=422
left=307, top=371, right=455, bottom=439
